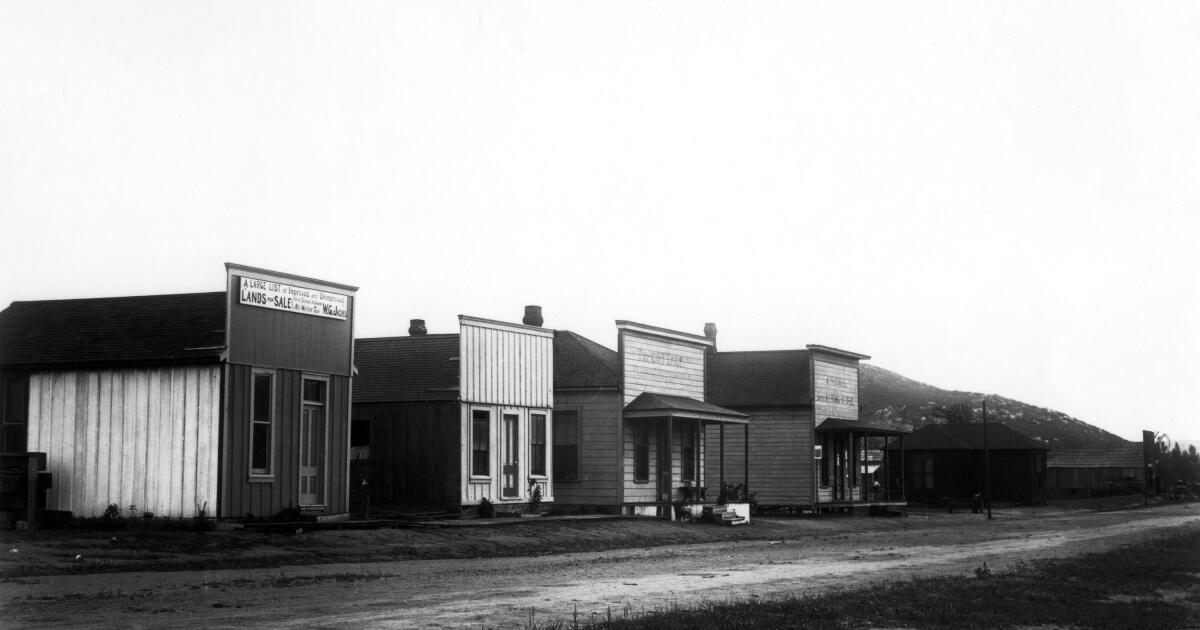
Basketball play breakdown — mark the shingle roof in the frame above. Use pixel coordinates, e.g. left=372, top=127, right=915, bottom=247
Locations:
left=624, top=392, right=749, bottom=422
left=1047, top=442, right=1143, bottom=468
left=554, top=330, right=619, bottom=389
left=0, top=293, right=227, bottom=368
left=706, top=350, right=811, bottom=407
left=353, top=335, right=460, bottom=403
left=892, top=423, right=1048, bottom=451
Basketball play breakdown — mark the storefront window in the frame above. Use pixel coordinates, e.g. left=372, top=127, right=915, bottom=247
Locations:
left=250, top=371, right=274, bottom=475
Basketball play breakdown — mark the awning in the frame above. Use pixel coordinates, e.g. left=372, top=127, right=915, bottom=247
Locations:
left=623, top=392, right=750, bottom=425
left=816, top=417, right=909, bottom=436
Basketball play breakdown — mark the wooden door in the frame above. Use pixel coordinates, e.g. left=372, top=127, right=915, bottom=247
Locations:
left=502, top=413, right=519, bottom=498
left=299, top=404, right=324, bottom=506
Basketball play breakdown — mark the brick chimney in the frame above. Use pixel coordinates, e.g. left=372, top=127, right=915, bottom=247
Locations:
left=408, top=319, right=427, bottom=336
left=703, top=322, right=717, bottom=353
left=523, top=305, right=544, bottom=327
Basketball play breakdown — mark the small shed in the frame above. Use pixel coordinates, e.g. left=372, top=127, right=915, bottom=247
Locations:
left=885, top=422, right=1048, bottom=506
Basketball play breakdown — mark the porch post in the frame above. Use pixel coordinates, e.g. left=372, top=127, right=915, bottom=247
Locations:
left=900, top=435, right=906, bottom=503
left=884, top=435, right=891, bottom=501
left=720, top=424, right=725, bottom=496
left=743, top=423, right=750, bottom=500
left=666, top=415, right=674, bottom=514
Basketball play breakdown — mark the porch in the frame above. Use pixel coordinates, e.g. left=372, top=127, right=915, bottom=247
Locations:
left=816, top=418, right=908, bottom=514
left=621, top=392, right=750, bottom=521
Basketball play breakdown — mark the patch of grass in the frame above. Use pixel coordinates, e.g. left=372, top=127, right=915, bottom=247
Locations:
left=551, top=528, right=1200, bottom=630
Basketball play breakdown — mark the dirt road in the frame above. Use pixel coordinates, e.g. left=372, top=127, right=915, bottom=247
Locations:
left=4, top=501, right=1198, bottom=629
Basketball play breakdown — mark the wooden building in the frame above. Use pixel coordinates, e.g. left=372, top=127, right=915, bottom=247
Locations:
left=0, top=264, right=357, bottom=519
left=550, top=321, right=748, bottom=517
left=353, top=310, right=554, bottom=512
left=705, top=335, right=906, bottom=513
left=1047, top=442, right=1145, bottom=499
left=885, top=423, right=1049, bottom=506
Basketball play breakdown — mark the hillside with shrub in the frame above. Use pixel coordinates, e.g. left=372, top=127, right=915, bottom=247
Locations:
left=859, top=364, right=1131, bottom=449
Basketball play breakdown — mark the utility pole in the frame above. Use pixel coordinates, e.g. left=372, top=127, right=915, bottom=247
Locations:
left=982, top=399, right=993, bottom=520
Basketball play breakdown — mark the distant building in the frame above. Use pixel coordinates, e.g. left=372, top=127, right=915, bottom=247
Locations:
left=0, top=264, right=358, bottom=519
left=885, top=423, right=1048, bottom=506
left=1047, top=442, right=1145, bottom=499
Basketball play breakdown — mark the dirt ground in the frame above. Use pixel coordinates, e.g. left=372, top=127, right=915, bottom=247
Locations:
left=2, top=498, right=1198, bottom=629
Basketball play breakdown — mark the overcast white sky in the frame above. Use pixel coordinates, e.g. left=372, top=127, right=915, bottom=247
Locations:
left=2, top=2, right=1197, bottom=444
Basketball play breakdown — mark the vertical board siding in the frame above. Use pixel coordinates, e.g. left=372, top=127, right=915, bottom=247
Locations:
left=221, top=365, right=351, bottom=518
left=357, top=402, right=459, bottom=506
left=26, top=366, right=220, bottom=518
left=620, top=332, right=706, bottom=406
left=460, top=320, right=553, bottom=408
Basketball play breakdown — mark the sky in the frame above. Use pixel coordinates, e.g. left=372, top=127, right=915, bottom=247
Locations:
left=2, top=2, right=1197, bottom=444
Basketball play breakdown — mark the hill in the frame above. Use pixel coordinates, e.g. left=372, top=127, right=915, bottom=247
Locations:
left=859, top=364, right=1129, bottom=450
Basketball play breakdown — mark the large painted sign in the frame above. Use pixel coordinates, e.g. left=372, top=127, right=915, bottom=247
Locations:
left=814, top=358, right=859, bottom=420
left=238, top=276, right=348, bottom=320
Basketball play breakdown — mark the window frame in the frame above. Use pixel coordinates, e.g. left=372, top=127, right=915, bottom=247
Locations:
left=249, top=369, right=276, bottom=478
left=529, top=412, right=547, bottom=478
left=680, top=422, right=696, bottom=483
left=552, top=407, right=581, bottom=482
left=470, top=408, right=491, bottom=479
left=634, top=423, right=650, bottom=483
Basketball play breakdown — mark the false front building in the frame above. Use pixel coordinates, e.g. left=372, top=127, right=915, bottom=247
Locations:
left=353, top=311, right=555, bottom=513
left=706, top=337, right=907, bottom=513
left=553, top=321, right=749, bottom=517
left=0, top=264, right=357, bottom=519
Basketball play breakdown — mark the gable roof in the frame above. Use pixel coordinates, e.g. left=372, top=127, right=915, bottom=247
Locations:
left=893, top=423, right=1048, bottom=451
left=353, top=335, right=460, bottom=403
left=706, top=350, right=811, bottom=407
left=554, top=330, right=619, bottom=389
left=1047, top=442, right=1143, bottom=468
left=0, top=292, right=227, bottom=368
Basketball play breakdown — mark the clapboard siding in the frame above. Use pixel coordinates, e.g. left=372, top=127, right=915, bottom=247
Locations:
left=552, top=389, right=622, bottom=507
left=460, top=318, right=554, bottom=408
left=26, top=366, right=221, bottom=518
left=620, top=332, right=706, bottom=406
left=705, top=407, right=815, bottom=506
left=221, top=364, right=351, bottom=518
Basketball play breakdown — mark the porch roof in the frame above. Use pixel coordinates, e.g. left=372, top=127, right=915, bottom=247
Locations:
left=624, top=392, right=749, bottom=424
left=816, top=417, right=910, bottom=436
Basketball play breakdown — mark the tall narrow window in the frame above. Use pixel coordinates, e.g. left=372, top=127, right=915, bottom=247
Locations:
left=250, top=371, right=274, bottom=475
left=553, top=410, right=580, bottom=481
left=530, top=413, right=547, bottom=477
left=634, top=424, right=649, bottom=482
left=680, top=422, right=696, bottom=482
left=1, top=375, right=29, bottom=453
left=472, top=410, right=490, bottom=476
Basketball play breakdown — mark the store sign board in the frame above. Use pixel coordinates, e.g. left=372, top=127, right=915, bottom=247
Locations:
left=238, top=276, right=348, bottom=320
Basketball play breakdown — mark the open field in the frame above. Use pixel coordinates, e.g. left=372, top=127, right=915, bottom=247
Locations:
left=2, top=497, right=1197, bottom=628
